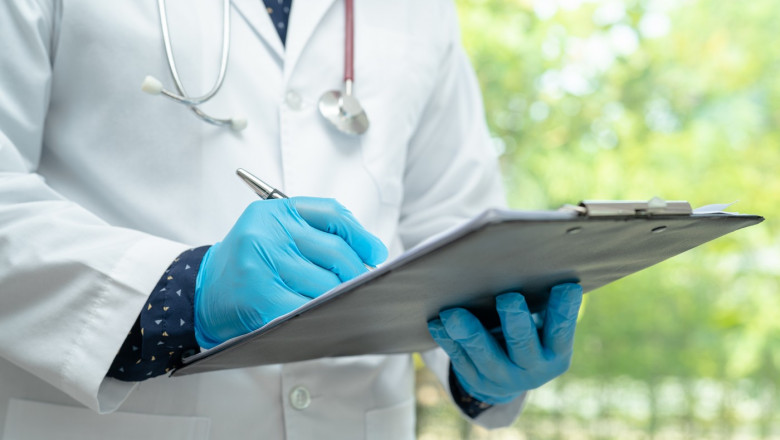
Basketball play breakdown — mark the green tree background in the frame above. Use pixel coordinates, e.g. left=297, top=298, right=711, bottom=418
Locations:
left=416, top=0, right=780, bottom=438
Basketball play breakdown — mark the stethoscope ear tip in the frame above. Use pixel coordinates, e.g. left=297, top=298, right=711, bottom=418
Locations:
left=141, top=76, right=164, bottom=95
left=230, top=117, right=248, bottom=131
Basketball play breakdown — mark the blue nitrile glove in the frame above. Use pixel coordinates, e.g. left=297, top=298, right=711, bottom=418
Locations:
left=428, top=283, right=583, bottom=405
left=195, top=197, right=388, bottom=349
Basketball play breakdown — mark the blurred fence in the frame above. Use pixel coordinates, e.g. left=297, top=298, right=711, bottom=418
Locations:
left=416, top=368, right=780, bottom=439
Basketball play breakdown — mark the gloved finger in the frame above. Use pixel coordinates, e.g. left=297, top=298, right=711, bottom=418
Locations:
left=439, top=308, right=511, bottom=379
left=496, top=292, right=543, bottom=368
left=290, top=197, right=388, bottom=266
left=542, top=283, right=583, bottom=357
left=427, top=319, right=482, bottom=388
left=294, top=228, right=368, bottom=282
left=275, top=249, right=342, bottom=298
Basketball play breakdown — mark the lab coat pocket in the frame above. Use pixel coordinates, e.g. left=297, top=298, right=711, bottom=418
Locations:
left=365, top=397, right=415, bottom=440
left=2, top=399, right=210, bottom=440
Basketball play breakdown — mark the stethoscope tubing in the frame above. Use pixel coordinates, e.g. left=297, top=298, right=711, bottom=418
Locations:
left=142, top=0, right=243, bottom=130
left=344, top=0, right=354, bottom=83
left=158, top=0, right=231, bottom=106
left=144, top=0, right=365, bottom=133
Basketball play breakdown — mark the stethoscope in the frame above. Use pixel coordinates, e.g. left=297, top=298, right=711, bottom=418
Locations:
left=141, top=0, right=369, bottom=135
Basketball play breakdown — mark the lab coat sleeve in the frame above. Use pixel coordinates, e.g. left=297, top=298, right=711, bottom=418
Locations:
left=401, top=1, right=526, bottom=429
left=0, top=0, right=189, bottom=413
left=398, top=2, right=507, bottom=248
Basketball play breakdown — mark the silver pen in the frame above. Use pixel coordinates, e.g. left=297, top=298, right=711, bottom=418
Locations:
left=236, top=167, right=377, bottom=270
left=236, top=168, right=288, bottom=200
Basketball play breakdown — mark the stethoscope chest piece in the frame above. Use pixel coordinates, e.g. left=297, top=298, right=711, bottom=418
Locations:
left=317, top=0, right=369, bottom=136
left=318, top=84, right=370, bottom=135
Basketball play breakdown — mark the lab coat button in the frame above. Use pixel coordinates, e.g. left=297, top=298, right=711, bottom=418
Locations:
left=289, top=386, right=311, bottom=410
left=285, top=90, right=303, bottom=110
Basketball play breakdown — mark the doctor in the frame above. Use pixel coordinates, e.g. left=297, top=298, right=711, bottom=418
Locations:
left=0, top=1, right=582, bottom=439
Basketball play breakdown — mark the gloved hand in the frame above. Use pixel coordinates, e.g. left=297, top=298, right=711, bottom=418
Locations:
left=428, top=283, right=583, bottom=404
left=195, top=197, right=388, bottom=349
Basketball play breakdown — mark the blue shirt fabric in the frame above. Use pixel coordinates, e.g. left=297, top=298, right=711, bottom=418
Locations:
left=449, top=366, right=493, bottom=418
left=263, top=0, right=293, bottom=45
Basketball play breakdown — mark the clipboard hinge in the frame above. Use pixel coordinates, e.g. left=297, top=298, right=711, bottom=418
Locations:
left=561, top=197, right=693, bottom=217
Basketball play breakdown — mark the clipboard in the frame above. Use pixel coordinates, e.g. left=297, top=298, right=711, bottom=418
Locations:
left=173, top=200, right=763, bottom=376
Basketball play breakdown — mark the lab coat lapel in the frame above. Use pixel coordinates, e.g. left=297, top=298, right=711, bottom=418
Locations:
left=284, top=0, right=338, bottom=82
left=232, top=0, right=285, bottom=59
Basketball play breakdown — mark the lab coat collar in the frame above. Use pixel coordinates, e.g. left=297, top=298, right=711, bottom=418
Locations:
left=232, top=0, right=339, bottom=82
left=232, top=0, right=285, bottom=59
left=284, top=0, right=338, bottom=82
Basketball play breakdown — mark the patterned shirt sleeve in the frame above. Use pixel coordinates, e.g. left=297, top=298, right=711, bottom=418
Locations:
left=107, top=246, right=210, bottom=381
left=449, top=364, right=494, bottom=419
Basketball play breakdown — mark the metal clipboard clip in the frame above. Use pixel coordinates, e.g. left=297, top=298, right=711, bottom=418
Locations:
left=561, top=197, right=693, bottom=217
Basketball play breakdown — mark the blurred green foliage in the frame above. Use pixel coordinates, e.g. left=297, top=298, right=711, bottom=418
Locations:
left=418, top=0, right=780, bottom=437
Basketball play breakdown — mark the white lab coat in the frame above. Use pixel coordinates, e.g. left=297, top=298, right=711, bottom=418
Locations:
left=0, top=0, right=526, bottom=438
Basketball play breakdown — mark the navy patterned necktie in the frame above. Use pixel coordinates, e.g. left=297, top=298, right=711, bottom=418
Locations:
left=262, top=0, right=293, bottom=45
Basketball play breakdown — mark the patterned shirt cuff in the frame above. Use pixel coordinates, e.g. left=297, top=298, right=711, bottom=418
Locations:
left=107, top=246, right=210, bottom=381
left=449, top=364, right=494, bottom=419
